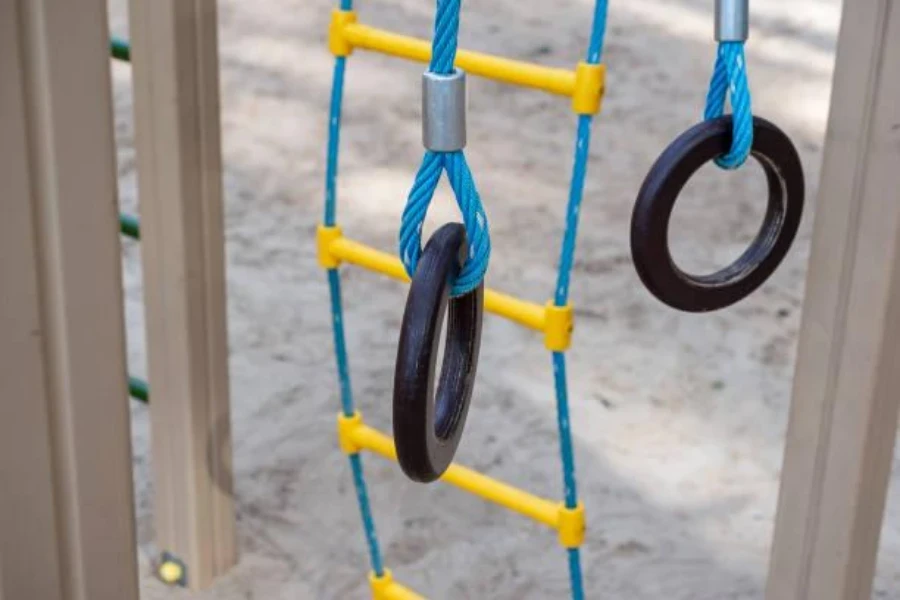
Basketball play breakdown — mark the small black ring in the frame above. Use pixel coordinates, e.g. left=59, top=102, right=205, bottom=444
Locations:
left=631, top=115, right=804, bottom=312
left=393, top=223, right=483, bottom=483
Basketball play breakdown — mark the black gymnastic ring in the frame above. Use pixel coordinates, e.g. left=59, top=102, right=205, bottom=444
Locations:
left=630, top=115, right=804, bottom=312
left=393, top=223, right=484, bottom=483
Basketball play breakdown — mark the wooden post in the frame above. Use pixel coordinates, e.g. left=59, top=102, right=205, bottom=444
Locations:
left=766, top=2, right=900, bottom=599
left=0, top=0, right=139, bottom=598
left=128, top=0, right=237, bottom=589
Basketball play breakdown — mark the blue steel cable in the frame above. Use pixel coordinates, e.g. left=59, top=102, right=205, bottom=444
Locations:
left=704, top=41, right=753, bottom=169
left=551, top=0, right=610, bottom=598
left=398, top=0, right=490, bottom=297
left=322, top=0, right=385, bottom=578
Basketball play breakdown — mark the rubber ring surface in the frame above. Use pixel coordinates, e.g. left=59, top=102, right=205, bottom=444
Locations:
left=393, top=223, right=483, bottom=482
left=631, top=115, right=804, bottom=312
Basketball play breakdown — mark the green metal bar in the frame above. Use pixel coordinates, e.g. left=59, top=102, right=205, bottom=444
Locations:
left=111, top=37, right=131, bottom=62
left=119, top=213, right=140, bottom=240
left=128, top=376, right=149, bottom=403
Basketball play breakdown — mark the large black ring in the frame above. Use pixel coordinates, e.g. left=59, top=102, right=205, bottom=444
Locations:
left=631, top=115, right=804, bottom=312
left=393, top=223, right=483, bottom=483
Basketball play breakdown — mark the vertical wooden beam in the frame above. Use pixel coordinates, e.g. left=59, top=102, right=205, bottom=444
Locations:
left=766, top=2, right=900, bottom=598
left=0, top=0, right=139, bottom=598
left=128, top=0, right=237, bottom=589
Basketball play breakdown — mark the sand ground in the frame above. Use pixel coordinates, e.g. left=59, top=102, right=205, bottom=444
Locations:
left=108, top=0, right=900, bottom=598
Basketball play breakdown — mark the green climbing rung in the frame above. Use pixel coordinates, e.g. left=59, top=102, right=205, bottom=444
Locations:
left=128, top=376, right=149, bottom=404
left=119, top=213, right=140, bottom=240
left=111, top=37, right=131, bottom=62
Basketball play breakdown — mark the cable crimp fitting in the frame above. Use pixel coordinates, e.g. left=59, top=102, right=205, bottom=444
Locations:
left=422, top=69, right=467, bottom=152
left=328, top=9, right=357, bottom=57
left=557, top=502, right=586, bottom=548
left=544, top=302, right=574, bottom=351
left=317, top=224, right=343, bottom=269
left=337, top=411, right=363, bottom=455
left=572, top=62, right=606, bottom=115
left=715, top=0, right=749, bottom=42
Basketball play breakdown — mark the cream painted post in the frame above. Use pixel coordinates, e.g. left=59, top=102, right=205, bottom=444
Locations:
left=128, top=0, right=237, bottom=589
left=766, top=1, right=900, bottom=598
left=0, top=0, right=139, bottom=598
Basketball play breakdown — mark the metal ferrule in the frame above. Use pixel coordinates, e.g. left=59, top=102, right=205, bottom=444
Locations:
left=422, top=69, right=467, bottom=152
left=715, top=0, right=749, bottom=42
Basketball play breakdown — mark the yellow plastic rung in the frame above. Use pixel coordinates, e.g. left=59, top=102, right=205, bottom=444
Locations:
left=330, top=235, right=409, bottom=282
left=319, top=228, right=557, bottom=336
left=329, top=10, right=577, bottom=98
left=369, top=570, right=425, bottom=600
left=342, top=415, right=562, bottom=530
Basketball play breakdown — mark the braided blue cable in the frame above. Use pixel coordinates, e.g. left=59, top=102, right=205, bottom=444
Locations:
left=704, top=41, right=753, bottom=169
left=399, top=0, right=490, bottom=297
left=323, top=0, right=386, bottom=577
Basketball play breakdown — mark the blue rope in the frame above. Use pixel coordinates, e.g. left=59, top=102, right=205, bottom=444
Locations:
left=327, top=270, right=355, bottom=417
left=324, top=58, right=346, bottom=227
left=323, top=0, right=386, bottom=575
left=567, top=549, right=585, bottom=600
left=704, top=41, right=753, bottom=169
left=550, top=0, right=609, bottom=597
left=553, top=352, right=583, bottom=600
left=398, top=0, right=490, bottom=297
left=349, top=453, right=384, bottom=575
left=552, top=354, right=578, bottom=508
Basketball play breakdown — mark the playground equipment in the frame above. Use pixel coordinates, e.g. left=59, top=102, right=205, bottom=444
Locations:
left=112, top=40, right=152, bottom=406
left=392, top=2, right=490, bottom=484
left=4, top=0, right=900, bottom=598
left=4, top=0, right=236, bottom=593
left=630, top=0, right=805, bottom=313
left=320, top=0, right=606, bottom=595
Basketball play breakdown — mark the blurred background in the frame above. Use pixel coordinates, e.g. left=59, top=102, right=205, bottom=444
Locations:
left=107, top=0, right=899, bottom=598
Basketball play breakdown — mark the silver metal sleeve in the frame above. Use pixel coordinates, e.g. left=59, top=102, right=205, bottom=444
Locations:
left=715, top=0, right=749, bottom=42
left=422, top=69, right=467, bottom=152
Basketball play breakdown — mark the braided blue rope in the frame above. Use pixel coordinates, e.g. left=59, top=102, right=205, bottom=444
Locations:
left=551, top=0, right=609, bottom=597
left=704, top=41, right=753, bottom=169
left=398, top=0, right=490, bottom=297
left=323, top=0, right=386, bottom=578
left=324, top=57, right=346, bottom=227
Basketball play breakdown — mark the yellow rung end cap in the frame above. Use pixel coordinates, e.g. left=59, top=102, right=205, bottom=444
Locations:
left=317, top=224, right=344, bottom=269
left=337, top=411, right=363, bottom=455
left=571, top=62, right=606, bottom=115
left=328, top=9, right=357, bottom=57
left=544, top=302, right=574, bottom=351
left=369, top=570, right=424, bottom=600
left=158, top=561, right=184, bottom=585
left=557, top=502, right=586, bottom=548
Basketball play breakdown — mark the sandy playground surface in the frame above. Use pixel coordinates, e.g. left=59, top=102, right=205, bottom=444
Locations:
left=108, top=0, right=899, bottom=598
